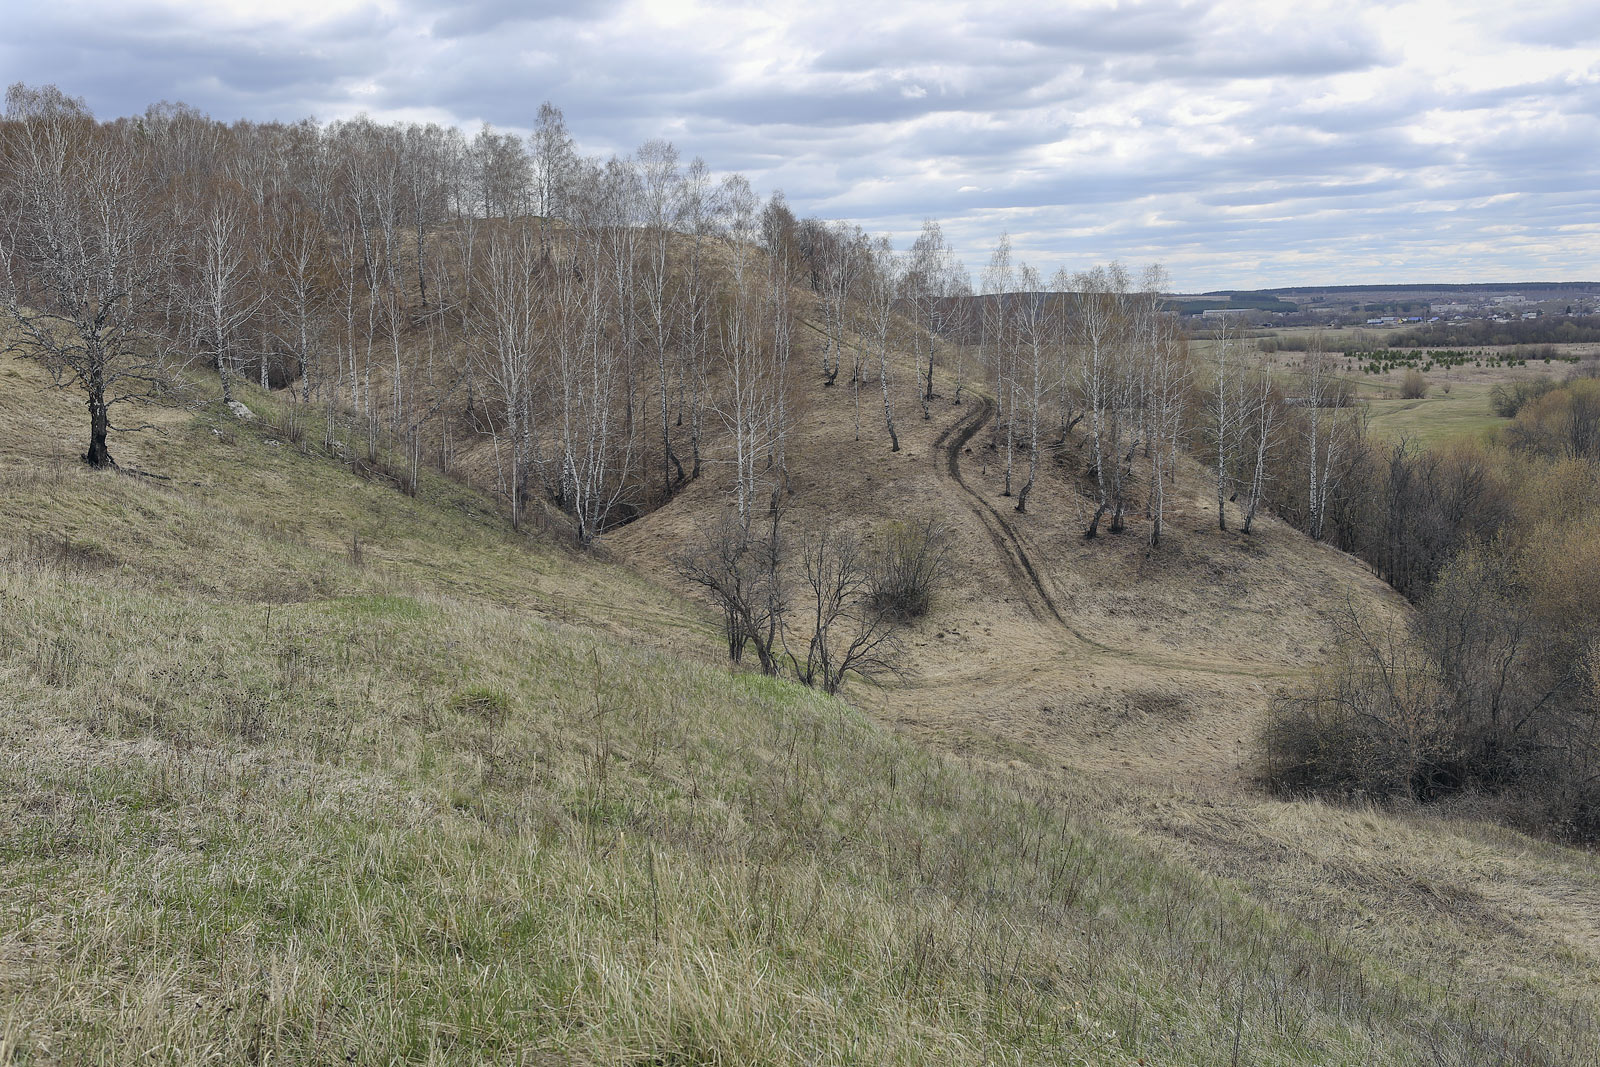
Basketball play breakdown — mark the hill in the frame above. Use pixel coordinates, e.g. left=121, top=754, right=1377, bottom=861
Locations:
left=5, top=341, right=1599, bottom=1063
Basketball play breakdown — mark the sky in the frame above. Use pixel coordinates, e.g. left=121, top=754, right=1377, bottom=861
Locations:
left=4, top=0, right=1597, bottom=292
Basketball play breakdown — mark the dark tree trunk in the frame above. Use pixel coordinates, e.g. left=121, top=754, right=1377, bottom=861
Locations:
left=1085, top=503, right=1107, bottom=539
left=84, top=394, right=113, bottom=469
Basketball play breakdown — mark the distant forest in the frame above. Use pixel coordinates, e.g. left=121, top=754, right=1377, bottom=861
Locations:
left=1391, top=316, right=1600, bottom=348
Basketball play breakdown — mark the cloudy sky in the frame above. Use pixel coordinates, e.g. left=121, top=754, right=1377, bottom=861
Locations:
left=5, top=0, right=1597, bottom=291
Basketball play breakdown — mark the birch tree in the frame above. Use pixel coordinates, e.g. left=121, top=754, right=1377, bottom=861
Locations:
left=982, top=235, right=1016, bottom=493
left=264, top=189, right=331, bottom=401
left=470, top=220, right=545, bottom=531
left=1012, top=263, right=1047, bottom=513
left=908, top=218, right=951, bottom=418
left=676, top=157, right=715, bottom=481
left=1208, top=315, right=1245, bottom=531
left=817, top=222, right=865, bottom=390
left=1240, top=360, right=1281, bottom=534
left=1139, top=270, right=1188, bottom=547
left=1304, top=338, right=1340, bottom=541
left=1075, top=263, right=1131, bottom=537
left=186, top=184, right=263, bottom=409
left=0, top=87, right=175, bottom=468
left=867, top=235, right=901, bottom=452
left=637, top=138, right=683, bottom=497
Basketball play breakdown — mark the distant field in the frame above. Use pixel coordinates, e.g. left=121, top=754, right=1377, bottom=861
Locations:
left=1359, top=382, right=1502, bottom=446
left=1243, top=334, right=1599, bottom=447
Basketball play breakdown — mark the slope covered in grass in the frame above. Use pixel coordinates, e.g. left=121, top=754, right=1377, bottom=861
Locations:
left=2, top=355, right=1598, bottom=1064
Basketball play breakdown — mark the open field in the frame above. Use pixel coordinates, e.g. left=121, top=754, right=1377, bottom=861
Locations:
left=1234, top=337, right=1600, bottom=446
left=1359, top=382, right=1504, bottom=446
left=3, top=343, right=1600, bottom=1064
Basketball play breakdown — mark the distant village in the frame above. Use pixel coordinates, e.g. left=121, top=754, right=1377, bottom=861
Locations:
left=1179, top=284, right=1600, bottom=330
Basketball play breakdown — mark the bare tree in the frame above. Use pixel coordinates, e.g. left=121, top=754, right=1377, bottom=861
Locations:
left=908, top=219, right=952, bottom=418
left=1303, top=337, right=1345, bottom=541
left=529, top=102, right=576, bottom=228
left=0, top=88, right=176, bottom=467
left=982, top=235, right=1016, bottom=493
left=184, top=183, right=263, bottom=409
left=1207, top=314, right=1245, bottom=531
left=1012, top=263, right=1048, bottom=513
left=1240, top=361, right=1281, bottom=533
left=469, top=220, right=546, bottom=531
left=788, top=526, right=902, bottom=694
left=867, top=235, right=901, bottom=452
left=264, top=189, right=332, bottom=401
left=637, top=138, right=683, bottom=498
left=676, top=157, right=715, bottom=481
left=1075, top=263, right=1131, bottom=537
left=674, top=511, right=786, bottom=675
left=946, top=263, right=974, bottom=406
left=817, top=222, right=865, bottom=391
left=548, top=161, right=639, bottom=546
left=713, top=174, right=789, bottom=530
left=400, top=122, right=449, bottom=306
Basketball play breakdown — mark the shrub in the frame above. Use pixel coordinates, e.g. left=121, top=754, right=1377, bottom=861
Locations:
left=1263, top=551, right=1600, bottom=841
left=1262, top=615, right=1448, bottom=798
left=1399, top=369, right=1428, bottom=399
left=868, top=517, right=951, bottom=621
left=1488, top=376, right=1555, bottom=417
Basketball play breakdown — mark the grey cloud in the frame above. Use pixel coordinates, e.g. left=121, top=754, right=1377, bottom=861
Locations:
left=1004, top=6, right=1197, bottom=54
left=407, top=0, right=622, bottom=38
left=2, top=0, right=1595, bottom=289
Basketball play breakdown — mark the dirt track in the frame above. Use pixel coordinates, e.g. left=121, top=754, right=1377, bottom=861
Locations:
left=933, top=396, right=1073, bottom=628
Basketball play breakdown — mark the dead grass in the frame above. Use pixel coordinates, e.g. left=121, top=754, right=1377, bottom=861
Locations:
left=620, top=332, right=1600, bottom=1060
left=3, top=340, right=1600, bottom=1063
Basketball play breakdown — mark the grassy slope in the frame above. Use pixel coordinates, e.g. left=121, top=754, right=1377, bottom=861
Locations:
left=2, top=350, right=1598, bottom=1065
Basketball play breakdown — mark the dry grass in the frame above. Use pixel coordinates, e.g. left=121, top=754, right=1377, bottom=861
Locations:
left=3, top=342, right=1599, bottom=1063
left=622, top=332, right=1600, bottom=1062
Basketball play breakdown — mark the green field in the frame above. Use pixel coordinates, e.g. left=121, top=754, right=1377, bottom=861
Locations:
left=1357, top=381, right=1503, bottom=446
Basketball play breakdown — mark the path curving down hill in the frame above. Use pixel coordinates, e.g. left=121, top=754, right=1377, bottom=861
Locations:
left=933, top=396, right=1072, bottom=628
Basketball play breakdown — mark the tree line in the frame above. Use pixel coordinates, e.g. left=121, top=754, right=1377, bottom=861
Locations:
left=0, top=83, right=815, bottom=546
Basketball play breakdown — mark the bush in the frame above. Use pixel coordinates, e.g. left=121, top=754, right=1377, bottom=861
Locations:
left=1263, top=551, right=1600, bottom=841
left=1399, top=369, right=1428, bottom=399
left=868, top=517, right=950, bottom=621
left=1488, top=376, right=1555, bottom=417
left=1262, top=615, right=1448, bottom=798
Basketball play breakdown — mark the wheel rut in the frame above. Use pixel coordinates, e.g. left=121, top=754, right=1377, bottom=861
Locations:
left=934, top=398, right=1074, bottom=632
left=931, top=399, right=1303, bottom=677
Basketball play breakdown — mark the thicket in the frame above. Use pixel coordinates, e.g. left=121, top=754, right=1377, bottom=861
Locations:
left=1489, top=377, right=1557, bottom=417
left=1261, top=379, right=1600, bottom=840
